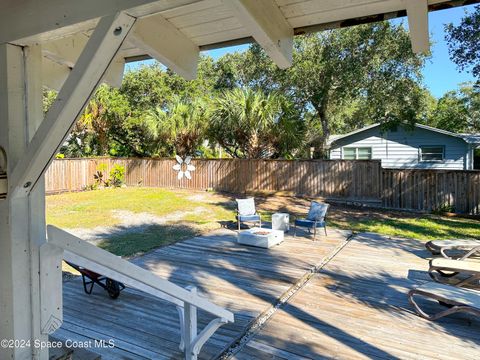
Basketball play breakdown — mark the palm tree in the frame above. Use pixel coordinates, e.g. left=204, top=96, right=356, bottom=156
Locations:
left=147, top=97, right=208, bottom=157
left=209, top=88, right=304, bottom=158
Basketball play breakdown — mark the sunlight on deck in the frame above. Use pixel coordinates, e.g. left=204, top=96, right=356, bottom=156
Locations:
left=54, top=229, right=480, bottom=359
left=234, top=233, right=480, bottom=360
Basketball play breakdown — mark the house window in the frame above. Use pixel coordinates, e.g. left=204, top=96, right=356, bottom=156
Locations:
left=343, top=147, right=372, bottom=160
left=420, top=146, right=444, bottom=161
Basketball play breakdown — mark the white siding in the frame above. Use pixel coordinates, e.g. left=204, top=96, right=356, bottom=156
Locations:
left=329, top=126, right=469, bottom=170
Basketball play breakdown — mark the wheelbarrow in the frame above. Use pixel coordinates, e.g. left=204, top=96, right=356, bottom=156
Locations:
left=66, top=261, right=125, bottom=299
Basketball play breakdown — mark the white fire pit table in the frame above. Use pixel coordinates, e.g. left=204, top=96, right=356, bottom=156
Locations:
left=237, top=227, right=284, bottom=248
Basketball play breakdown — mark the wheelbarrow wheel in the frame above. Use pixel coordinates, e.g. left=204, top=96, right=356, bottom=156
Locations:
left=106, top=278, right=121, bottom=299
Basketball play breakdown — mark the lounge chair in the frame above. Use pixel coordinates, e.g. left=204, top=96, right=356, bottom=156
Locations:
left=236, top=198, right=261, bottom=231
left=425, top=239, right=480, bottom=258
left=294, top=201, right=329, bottom=240
left=408, top=282, right=480, bottom=320
left=429, top=258, right=480, bottom=287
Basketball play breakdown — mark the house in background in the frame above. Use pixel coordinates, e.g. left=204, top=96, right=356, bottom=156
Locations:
left=328, top=123, right=480, bottom=170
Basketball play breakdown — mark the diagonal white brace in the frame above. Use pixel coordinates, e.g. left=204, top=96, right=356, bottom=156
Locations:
left=189, top=318, right=229, bottom=360
left=9, top=12, right=136, bottom=198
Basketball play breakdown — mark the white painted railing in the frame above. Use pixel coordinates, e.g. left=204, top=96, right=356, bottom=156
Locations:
left=42, top=225, right=234, bottom=360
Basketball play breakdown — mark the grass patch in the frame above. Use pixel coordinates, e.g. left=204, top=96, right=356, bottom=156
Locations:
left=253, top=197, right=480, bottom=241
left=47, top=188, right=235, bottom=257
left=327, top=209, right=480, bottom=241
left=47, top=189, right=480, bottom=259
left=47, top=187, right=234, bottom=229
left=97, top=224, right=199, bottom=257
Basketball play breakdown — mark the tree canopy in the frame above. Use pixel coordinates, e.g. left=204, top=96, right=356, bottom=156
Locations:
left=208, top=22, right=430, bottom=155
left=209, top=88, right=304, bottom=158
left=42, top=19, right=479, bottom=160
left=430, top=84, right=480, bottom=133
left=446, top=5, right=480, bottom=86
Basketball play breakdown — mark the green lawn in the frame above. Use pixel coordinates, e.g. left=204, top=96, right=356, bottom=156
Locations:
left=329, top=214, right=480, bottom=241
left=47, top=187, right=234, bottom=229
left=47, top=188, right=480, bottom=257
left=47, top=188, right=235, bottom=256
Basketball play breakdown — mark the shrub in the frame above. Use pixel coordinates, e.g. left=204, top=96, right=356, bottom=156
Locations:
left=92, top=163, right=125, bottom=188
left=93, top=163, right=109, bottom=187
left=109, top=164, right=125, bottom=187
left=432, top=203, right=456, bottom=215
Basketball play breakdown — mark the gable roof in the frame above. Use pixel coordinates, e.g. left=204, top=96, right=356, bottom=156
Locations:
left=328, top=123, right=480, bottom=146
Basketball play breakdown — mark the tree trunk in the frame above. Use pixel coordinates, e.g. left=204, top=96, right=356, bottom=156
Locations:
left=313, top=96, right=330, bottom=159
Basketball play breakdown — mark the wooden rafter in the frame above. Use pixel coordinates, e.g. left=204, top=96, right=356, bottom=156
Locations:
left=130, top=13, right=200, bottom=80
left=406, top=0, right=430, bottom=54
left=225, top=0, right=293, bottom=69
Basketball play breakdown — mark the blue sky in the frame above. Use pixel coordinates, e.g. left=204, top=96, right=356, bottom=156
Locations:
left=127, top=5, right=477, bottom=99
left=420, top=4, right=476, bottom=97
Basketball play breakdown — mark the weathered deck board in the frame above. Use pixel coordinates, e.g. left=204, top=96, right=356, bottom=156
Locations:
left=233, top=233, right=480, bottom=360
left=55, top=228, right=349, bottom=359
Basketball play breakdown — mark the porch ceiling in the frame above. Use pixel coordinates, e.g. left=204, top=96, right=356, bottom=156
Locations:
left=2, top=0, right=478, bottom=87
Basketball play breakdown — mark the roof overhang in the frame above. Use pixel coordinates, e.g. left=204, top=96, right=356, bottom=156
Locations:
left=1, top=0, right=478, bottom=88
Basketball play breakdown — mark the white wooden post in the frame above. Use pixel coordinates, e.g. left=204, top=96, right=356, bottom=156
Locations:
left=0, top=12, right=135, bottom=359
left=184, top=287, right=198, bottom=360
left=0, top=42, right=48, bottom=359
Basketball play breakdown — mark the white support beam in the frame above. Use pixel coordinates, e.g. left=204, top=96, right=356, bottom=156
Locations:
left=406, top=0, right=430, bottom=54
left=39, top=243, right=64, bottom=335
left=42, top=33, right=90, bottom=68
left=43, top=34, right=126, bottom=89
left=0, top=0, right=172, bottom=44
left=225, top=0, right=293, bottom=69
left=130, top=14, right=199, bottom=80
left=0, top=42, right=49, bottom=360
left=42, top=58, right=70, bottom=91
left=103, top=56, right=126, bottom=88
left=10, top=12, right=136, bottom=197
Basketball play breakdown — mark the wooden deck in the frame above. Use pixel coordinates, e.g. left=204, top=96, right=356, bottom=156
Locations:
left=233, top=233, right=480, bottom=360
left=55, top=227, right=350, bottom=359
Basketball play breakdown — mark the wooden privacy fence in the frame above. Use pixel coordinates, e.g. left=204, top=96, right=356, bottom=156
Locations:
left=46, top=158, right=381, bottom=200
left=45, top=158, right=480, bottom=214
left=382, top=169, right=480, bottom=215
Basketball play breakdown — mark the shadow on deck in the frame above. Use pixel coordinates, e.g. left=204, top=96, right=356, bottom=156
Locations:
left=55, top=227, right=350, bottom=359
left=55, top=230, right=480, bottom=359
left=233, top=233, right=480, bottom=360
